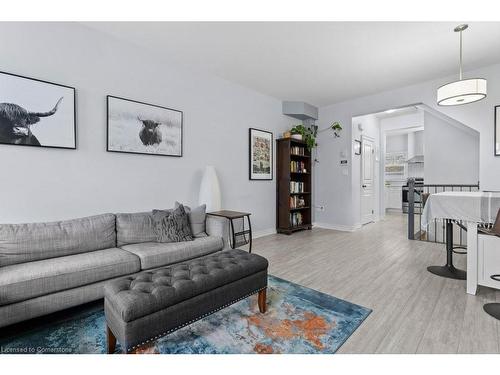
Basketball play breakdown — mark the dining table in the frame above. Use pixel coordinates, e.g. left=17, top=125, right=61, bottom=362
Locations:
left=421, top=191, right=500, bottom=295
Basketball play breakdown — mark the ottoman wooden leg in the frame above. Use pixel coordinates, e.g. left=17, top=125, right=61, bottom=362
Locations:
left=258, top=288, right=267, bottom=313
left=107, top=325, right=116, bottom=354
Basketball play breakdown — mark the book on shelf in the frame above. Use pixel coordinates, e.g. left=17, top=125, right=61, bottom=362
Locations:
left=290, top=160, right=307, bottom=173
left=291, top=146, right=306, bottom=156
left=289, top=195, right=306, bottom=209
left=290, top=212, right=303, bottom=226
left=289, top=181, right=305, bottom=193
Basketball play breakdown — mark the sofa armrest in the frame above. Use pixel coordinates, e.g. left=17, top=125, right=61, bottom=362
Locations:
left=206, top=215, right=230, bottom=250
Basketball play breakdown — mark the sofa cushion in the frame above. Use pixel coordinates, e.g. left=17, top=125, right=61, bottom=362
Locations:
left=0, top=248, right=140, bottom=306
left=116, top=211, right=166, bottom=247
left=120, top=236, right=223, bottom=270
left=0, top=214, right=116, bottom=267
left=175, top=202, right=207, bottom=237
left=152, top=205, right=193, bottom=243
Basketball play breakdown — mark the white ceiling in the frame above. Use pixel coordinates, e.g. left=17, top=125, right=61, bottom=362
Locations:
left=84, top=22, right=500, bottom=107
left=373, top=106, right=420, bottom=120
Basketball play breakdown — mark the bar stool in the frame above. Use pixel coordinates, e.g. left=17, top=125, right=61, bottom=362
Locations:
left=452, top=221, right=467, bottom=255
left=483, top=275, right=500, bottom=320
left=427, top=219, right=467, bottom=280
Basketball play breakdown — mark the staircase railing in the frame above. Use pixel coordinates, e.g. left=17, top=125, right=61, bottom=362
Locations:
left=407, top=179, right=479, bottom=244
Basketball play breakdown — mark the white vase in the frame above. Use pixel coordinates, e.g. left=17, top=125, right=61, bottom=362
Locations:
left=199, top=166, right=222, bottom=212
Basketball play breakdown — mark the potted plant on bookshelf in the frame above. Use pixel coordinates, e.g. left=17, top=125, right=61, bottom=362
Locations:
left=290, top=124, right=316, bottom=151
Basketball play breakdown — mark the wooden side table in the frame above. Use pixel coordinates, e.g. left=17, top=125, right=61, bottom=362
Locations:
left=207, top=210, right=252, bottom=252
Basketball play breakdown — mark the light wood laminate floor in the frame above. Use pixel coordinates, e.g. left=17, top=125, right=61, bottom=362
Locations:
left=248, top=213, right=500, bottom=353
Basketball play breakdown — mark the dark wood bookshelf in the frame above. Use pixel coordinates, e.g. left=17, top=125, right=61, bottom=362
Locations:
left=276, top=138, right=313, bottom=234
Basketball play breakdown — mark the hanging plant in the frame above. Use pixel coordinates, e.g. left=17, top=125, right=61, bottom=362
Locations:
left=331, top=122, right=342, bottom=137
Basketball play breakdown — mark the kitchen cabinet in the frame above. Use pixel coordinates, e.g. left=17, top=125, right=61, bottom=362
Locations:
left=385, top=182, right=403, bottom=210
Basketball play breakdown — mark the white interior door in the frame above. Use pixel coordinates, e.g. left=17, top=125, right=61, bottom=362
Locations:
left=361, top=137, right=375, bottom=224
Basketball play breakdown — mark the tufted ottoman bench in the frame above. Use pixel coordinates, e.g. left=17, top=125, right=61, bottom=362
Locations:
left=104, top=249, right=268, bottom=353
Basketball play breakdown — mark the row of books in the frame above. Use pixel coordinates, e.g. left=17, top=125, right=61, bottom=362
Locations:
left=290, top=181, right=305, bottom=193
left=290, top=212, right=304, bottom=227
left=291, top=146, right=306, bottom=156
left=290, top=160, right=307, bottom=173
left=289, top=195, right=306, bottom=209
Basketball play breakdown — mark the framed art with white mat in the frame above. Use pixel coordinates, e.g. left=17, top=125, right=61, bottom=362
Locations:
left=249, top=128, right=273, bottom=180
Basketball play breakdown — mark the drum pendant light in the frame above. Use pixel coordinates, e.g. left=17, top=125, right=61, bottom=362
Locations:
left=437, top=24, right=487, bottom=106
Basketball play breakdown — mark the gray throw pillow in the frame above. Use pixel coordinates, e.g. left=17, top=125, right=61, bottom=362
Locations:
left=175, top=201, right=207, bottom=237
left=152, top=205, right=193, bottom=243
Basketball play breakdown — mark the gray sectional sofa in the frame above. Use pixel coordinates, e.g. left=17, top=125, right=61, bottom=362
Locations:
left=0, top=211, right=229, bottom=328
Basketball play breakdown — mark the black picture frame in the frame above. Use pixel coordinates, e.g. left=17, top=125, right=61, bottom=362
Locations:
left=249, top=128, right=273, bottom=180
left=106, top=95, right=183, bottom=157
left=495, top=105, right=500, bottom=156
left=354, top=139, right=362, bottom=155
left=0, top=70, right=76, bottom=150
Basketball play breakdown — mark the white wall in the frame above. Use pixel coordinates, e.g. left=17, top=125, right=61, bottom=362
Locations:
left=424, top=112, right=479, bottom=185
left=414, top=131, right=424, bottom=155
left=380, top=112, right=424, bottom=134
left=316, top=62, right=500, bottom=229
left=0, top=23, right=295, bottom=232
left=386, top=134, right=408, bottom=153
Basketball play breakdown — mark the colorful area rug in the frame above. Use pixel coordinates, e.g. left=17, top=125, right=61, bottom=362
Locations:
left=0, top=276, right=371, bottom=354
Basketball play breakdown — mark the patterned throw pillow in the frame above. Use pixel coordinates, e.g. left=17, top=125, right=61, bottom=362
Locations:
left=174, top=201, right=207, bottom=237
left=152, top=205, right=193, bottom=243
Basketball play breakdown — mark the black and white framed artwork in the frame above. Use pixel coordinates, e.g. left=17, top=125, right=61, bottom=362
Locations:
left=107, top=95, right=183, bottom=157
left=0, top=71, right=76, bottom=149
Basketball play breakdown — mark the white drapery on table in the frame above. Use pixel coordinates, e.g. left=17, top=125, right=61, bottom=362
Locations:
left=421, top=191, right=500, bottom=229
left=421, top=191, right=500, bottom=295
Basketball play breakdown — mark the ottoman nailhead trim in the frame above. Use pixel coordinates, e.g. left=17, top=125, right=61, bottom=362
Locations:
left=127, top=286, right=267, bottom=352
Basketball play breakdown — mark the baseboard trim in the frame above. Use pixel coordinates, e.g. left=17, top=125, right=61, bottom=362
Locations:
left=250, top=222, right=366, bottom=237
left=253, top=228, right=277, bottom=239
left=313, top=222, right=362, bottom=232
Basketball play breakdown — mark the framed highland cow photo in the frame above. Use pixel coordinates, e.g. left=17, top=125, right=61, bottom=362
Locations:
left=249, top=128, right=273, bottom=180
left=0, top=71, right=76, bottom=149
left=107, top=95, right=183, bottom=157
